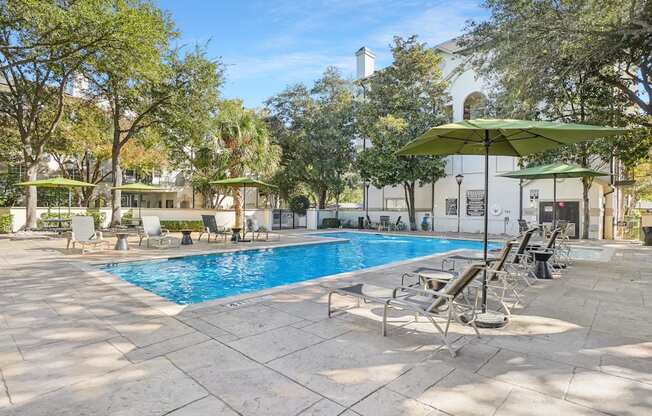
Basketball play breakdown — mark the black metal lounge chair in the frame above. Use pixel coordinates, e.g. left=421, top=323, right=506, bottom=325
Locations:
left=198, top=214, right=230, bottom=243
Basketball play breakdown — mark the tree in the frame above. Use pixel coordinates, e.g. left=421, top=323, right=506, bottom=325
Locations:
left=356, top=36, right=448, bottom=231
left=81, top=0, right=178, bottom=225
left=462, top=0, right=652, bottom=237
left=266, top=67, right=356, bottom=208
left=213, top=99, right=279, bottom=226
left=0, top=0, right=139, bottom=228
left=462, top=0, right=652, bottom=124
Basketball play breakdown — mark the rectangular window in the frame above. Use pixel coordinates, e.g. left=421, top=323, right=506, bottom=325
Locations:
left=165, top=199, right=174, bottom=208
left=385, top=198, right=407, bottom=210
left=445, top=198, right=458, bottom=216
left=466, top=190, right=485, bottom=216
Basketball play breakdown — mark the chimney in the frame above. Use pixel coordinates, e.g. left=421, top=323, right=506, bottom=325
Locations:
left=355, top=47, right=375, bottom=80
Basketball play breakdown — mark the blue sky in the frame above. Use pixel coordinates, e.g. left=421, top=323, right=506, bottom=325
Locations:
left=156, top=0, right=488, bottom=108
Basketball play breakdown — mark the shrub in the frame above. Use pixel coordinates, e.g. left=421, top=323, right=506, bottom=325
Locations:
left=0, top=213, right=12, bottom=233
left=83, top=210, right=106, bottom=229
left=320, top=218, right=341, bottom=228
left=289, top=195, right=310, bottom=215
left=159, top=220, right=204, bottom=232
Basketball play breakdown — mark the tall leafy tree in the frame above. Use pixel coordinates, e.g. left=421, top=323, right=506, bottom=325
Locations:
left=356, top=36, right=448, bottom=231
left=266, top=67, right=356, bottom=209
left=0, top=0, right=142, bottom=228
left=462, top=0, right=651, bottom=237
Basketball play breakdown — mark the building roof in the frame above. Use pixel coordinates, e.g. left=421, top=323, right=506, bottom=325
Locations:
left=434, top=38, right=464, bottom=54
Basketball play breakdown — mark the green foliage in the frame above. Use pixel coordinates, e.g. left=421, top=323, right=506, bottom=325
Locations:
left=0, top=213, right=12, bottom=233
left=0, top=172, right=22, bottom=207
left=83, top=210, right=105, bottom=229
left=288, top=195, right=310, bottom=215
left=266, top=67, right=355, bottom=208
left=320, top=218, right=341, bottom=228
left=356, top=36, right=448, bottom=230
left=159, top=220, right=204, bottom=232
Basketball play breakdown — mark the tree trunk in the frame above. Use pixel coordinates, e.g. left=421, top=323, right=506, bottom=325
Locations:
left=110, top=149, right=122, bottom=226
left=581, top=177, right=591, bottom=239
left=24, top=161, right=39, bottom=230
left=233, top=187, right=243, bottom=229
left=403, top=182, right=417, bottom=231
left=318, top=189, right=327, bottom=210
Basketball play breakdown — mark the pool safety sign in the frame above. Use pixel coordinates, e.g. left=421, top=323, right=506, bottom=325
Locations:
left=466, top=190, right=485, bottom=216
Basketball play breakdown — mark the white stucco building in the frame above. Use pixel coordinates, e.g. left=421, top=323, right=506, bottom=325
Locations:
left=357, top=40, right=615, bottom=239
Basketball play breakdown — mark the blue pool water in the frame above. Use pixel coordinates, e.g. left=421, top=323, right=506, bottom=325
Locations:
left=101, top=232, right=497, bottom=304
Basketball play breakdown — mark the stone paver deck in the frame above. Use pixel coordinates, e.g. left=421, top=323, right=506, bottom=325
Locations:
left=0, top=231, right=651, bottom=415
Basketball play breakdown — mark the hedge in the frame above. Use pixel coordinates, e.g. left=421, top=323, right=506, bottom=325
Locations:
left=320, top=218, right=341, bottom=228
left=160, top=220, right=205, bottom=232
left=0, top=213, right=12, bottom=233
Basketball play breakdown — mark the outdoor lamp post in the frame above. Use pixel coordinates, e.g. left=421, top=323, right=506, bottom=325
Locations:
left=455, top=174, right=464, bottom=233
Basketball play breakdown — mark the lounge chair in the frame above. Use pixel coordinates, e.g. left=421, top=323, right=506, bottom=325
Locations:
left=198, top=214, right=230, bottom=243
left=365, top=214, right=377, bottom=230
left=327, top=263, right=485, bottom=357
left=66, top=216, right=107, bottom=254
left=379, top=215, right=391, bottom=231
left=138, top=216, right=180, bottom=248
left=245, top=217, right=271, bottom=241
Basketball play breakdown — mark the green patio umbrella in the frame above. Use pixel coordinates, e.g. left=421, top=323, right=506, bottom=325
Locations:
left=398, top=119, right=626, bottom=316
left=17, top=177, right=96, bottom=221
left=210, top=177, right=277, bottom=239
left=111, top=182, right=166, bottom=219
left=499, top=163, right=609, bottom=229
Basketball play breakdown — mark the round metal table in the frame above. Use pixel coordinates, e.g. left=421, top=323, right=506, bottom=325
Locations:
left=181, top=229, right=193, bottom=245
left=532, top=250, right=554, bottom=279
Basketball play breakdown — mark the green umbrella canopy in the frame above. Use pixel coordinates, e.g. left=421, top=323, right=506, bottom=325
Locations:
left=17, top=177, right=96, bottom=188
left=111, top=182, right=165, bottom=192
left=499, top=163, right=609, bottom=180
left=397, top=119, right=626, bottom=156
left=210, top=177, right=277, bottom=188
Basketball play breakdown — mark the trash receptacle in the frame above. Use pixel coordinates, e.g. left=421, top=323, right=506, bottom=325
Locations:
left=358, top=217, right=365, bottom=229
left=643, top=226, right=652, bottom=246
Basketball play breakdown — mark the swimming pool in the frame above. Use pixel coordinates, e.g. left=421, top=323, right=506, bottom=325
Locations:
left=101, top=232, right=497, bottom=304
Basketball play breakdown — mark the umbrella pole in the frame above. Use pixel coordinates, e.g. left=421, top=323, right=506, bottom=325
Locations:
left=552, top=174, right=557, bottom=230
left=139, top=193, right=142, bottom=220
left=242, top=186, right=246, bottom=239
left=68, top=188, right=71, bottom=216
left=482, top=131, right=489, bottom=313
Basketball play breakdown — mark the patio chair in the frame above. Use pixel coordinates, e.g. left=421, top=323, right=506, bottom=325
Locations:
left=379, top=215, right=391, bottom=231
left=66, top=216, right=107, bottom=254
left=198, top=214, right=229, bottom=243
left=517, top=219, right=529, bottom=235
left=245, top=216, right=270, bottom=241
left=138, top=216, right=180, bottom=248
left=327, top=263, right=485, bottom=357
left=393, top=216, right=404, bottom=231
left=365, top=214, right=378, bottom=230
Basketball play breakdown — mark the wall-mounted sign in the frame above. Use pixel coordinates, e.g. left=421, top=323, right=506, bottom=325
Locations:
left=445, top=198, right=458, bottom=216
left=529, top=189, right=539, bottom=200
left=466, top=190, right=485, bottom=216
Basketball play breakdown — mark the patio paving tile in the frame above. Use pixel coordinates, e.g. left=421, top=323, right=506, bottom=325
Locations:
left=566, top=368, right=652, bottom=415
left=226, top=326, right=325, bottom=363
left=167, top=340, right=321, bottom=416
left=494, top=388, right=605, bottom=416
left=2, top=357, right=207, bottom=416
left=352, top=388, right=443, bottom=416
left=166, top=395, right=238, bottom=416
left=2, top=341, right=129, bottom=404
left=297, top=398, right=346, bottom=415
left=125, top=331, right=210, bottom=363
left=200, top=304, right=304, bottom=338
left=267, top=330, right=428, bottom=407
left=477, top=349, right=575, bottom=398
left=113, top=316, right=195, bottom=348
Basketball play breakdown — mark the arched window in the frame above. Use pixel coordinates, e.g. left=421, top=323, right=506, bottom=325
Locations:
left=463, top=92, right=487, bottom=120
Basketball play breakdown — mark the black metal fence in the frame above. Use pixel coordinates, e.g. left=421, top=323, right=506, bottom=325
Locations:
left=272, top=209, right=307, bottom=230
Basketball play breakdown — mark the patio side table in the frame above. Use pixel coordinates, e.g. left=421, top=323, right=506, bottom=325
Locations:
left=114, top=232, right=130, bottom=251
left=181, top=229, right=193, bottom=245
left=532, top=250, right=554, bottom=279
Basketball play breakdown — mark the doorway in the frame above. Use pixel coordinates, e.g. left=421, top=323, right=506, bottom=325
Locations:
left=539, top=201, right=580, bottom=238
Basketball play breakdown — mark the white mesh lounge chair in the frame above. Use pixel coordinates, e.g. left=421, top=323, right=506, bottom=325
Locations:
left=138, top=216, right=180, bottom=248
left=328, top=263, right=485, bottom=357
left=67, top=216, right=107, bottom=254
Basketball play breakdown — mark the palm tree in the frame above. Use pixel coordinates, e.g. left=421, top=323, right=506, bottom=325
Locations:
left=214, top=99, right=278, bottom=227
